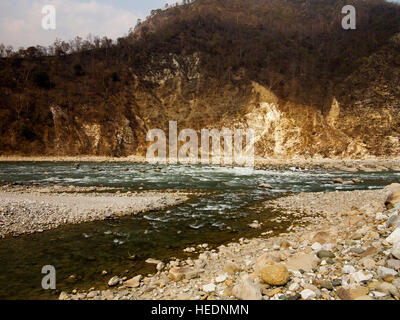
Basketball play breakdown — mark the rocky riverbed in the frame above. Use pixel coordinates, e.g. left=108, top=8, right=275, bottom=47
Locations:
left=59, top=183, right=400, bottom=301
left=0, top=186, right=189, bottom=238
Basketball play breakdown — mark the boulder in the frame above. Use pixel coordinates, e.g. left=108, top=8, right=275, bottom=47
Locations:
left=369, top=281, right=400, bottom=298
left=261, top=264, right=290, bottom=286
left=392, top=242, right=400, bottom=259
left=232, top=278, right=262, bottom=300
left=377, top=266, right=398, bottom=279
left=385, top=183, right=400, bottom=208
left=387, top=259, right=400, bottom=270
left=386, top=228, right=400, bottom=244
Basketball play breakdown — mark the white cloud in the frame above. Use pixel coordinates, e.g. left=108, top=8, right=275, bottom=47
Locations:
left=0, top=0, right=142, bottom=48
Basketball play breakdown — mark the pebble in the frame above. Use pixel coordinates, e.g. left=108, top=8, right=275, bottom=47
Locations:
left=107, top=276, right=120, bottom=287
left=316, top=250, right=335, bottom=259
left=215, top=274, right=228, bottom=283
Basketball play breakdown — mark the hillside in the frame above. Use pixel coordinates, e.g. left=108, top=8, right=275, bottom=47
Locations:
left=0, top=0, right=399, bottom=158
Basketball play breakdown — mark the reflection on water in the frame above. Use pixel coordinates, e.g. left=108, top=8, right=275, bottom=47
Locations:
left=0, top=162, right=399, bottom=299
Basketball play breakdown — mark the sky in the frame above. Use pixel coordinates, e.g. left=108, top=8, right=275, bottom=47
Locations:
left=0, top=0, right=178, bottom=48
left=0, top=0, right=399, bottom=49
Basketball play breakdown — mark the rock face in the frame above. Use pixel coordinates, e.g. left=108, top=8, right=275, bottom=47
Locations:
left=260, top=264, right=290, bottom=286
left=1, top=40, right=400, bottom=159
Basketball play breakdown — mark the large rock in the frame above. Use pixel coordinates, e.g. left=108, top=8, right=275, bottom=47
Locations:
left=387, top=259, right=400, bottom=270
left=392, top=242, right=400, bottom=259
left=386, top=228, right=400, bottom=244
left=261, top=264, right=290, bottom=286
left=369, top=281, right=400, bottom=298
left=168, top=267, right=200, bottom=281
left=283, top=252, right=320, bottom=272
left=385, top=183, right=400, bottom=208
left=378, top=266, right=398, bottom=278
left=232, top=277, right=262, bottom=300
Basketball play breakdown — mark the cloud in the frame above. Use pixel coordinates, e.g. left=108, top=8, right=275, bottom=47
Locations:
left=0, top=0, right=141, bottom=48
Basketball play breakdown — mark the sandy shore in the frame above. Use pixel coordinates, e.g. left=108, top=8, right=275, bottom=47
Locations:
left=0, top=155, right=399, bottom=172
left=60, top=185, right=400, bottom=301
left=0, top=186, right=189, bottom=238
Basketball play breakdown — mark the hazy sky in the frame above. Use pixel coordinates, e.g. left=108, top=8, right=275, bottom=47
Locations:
left=0, top=0, right=399, bottom=48
left=0, top=0, right=177, bottom=48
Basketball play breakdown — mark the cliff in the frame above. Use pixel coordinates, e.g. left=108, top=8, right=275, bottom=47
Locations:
left=0, top=0, right=399, bottom=158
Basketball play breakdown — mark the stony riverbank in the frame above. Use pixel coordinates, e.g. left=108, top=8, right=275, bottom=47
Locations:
left=0, top=186, right=189, bottom=238
left=59, top=184, right=400, bottom=301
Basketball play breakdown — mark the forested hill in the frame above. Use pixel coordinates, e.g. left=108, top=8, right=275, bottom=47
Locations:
left=0, top=0, right=399, bottom=157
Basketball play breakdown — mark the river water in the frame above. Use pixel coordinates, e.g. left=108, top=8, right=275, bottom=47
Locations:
left=0, top=162, right=399, bottom=300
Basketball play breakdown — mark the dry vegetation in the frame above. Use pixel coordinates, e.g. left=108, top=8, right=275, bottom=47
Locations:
left=0, top=0, right=399, bottom=156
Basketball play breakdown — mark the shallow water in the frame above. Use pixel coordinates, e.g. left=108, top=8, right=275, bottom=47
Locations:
left=0, top=162, right=399, bottom=300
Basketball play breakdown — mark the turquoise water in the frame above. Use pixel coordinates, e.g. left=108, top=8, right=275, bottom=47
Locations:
left=0, top=162, right=399, bottom=300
